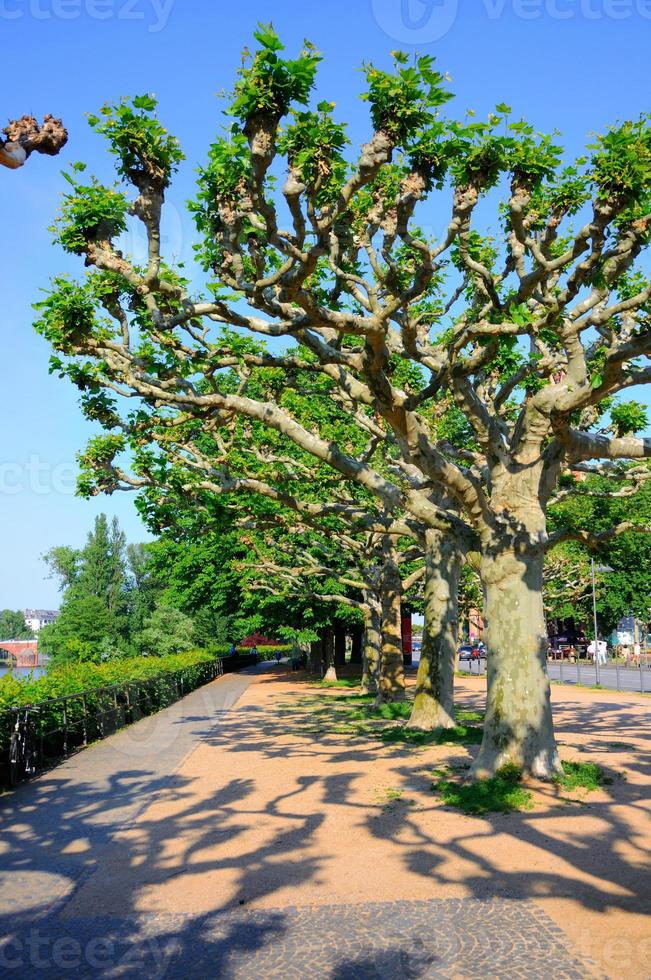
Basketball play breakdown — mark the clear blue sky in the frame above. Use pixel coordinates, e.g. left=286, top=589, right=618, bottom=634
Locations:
left=2, top=0, right=649, bottom=608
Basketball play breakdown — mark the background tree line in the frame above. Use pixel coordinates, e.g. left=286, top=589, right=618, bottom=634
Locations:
left=35, top=509, right=368, bottom=663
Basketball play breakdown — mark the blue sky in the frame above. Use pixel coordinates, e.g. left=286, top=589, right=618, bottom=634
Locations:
left=2, top=0, right=649, bottom=608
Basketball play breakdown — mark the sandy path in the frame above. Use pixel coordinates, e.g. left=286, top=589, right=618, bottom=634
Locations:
left=62, top=669, right=651, bottom=979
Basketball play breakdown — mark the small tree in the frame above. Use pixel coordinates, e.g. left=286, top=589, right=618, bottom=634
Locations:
left=39, top=595, right=111, bottom=662
left=136, top=605, right=195, bottom=657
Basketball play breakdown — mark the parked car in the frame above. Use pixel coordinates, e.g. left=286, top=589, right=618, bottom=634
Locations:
left=458, top=643, right=486, bottom=662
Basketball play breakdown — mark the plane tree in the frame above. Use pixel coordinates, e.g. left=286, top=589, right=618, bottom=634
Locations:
left=74, top=369, right=431, bottom=703
left=1, top=114, right=67, bottom=170
left=35, top=30, right=651, bottom=776
left=240, top=516, right=425, bottom=695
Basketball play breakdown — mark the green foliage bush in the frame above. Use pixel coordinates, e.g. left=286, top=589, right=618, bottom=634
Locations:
left=0, top=649, right=215, bottom=712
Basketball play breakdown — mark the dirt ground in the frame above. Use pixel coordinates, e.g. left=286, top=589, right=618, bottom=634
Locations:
left=63, top=668, right=650, bottom=979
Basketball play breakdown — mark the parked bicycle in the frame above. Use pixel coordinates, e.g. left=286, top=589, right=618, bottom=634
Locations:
left=9, top=705, right=39, bottom=788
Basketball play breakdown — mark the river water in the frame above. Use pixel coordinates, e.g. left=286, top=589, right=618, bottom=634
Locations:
left=0, top=666, right=46, bottom=680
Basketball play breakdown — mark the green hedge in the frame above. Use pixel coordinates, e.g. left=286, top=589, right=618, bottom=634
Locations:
left=0, top=649, right=216, bottom=712
left=0, top=650, right=224, bottom=786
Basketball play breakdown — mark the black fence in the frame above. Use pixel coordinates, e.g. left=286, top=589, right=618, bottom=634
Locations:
left=0, top=652, right=258, bottom=790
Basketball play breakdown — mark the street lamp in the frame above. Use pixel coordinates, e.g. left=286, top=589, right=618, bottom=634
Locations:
left=591, top=558, right=613, bottom=685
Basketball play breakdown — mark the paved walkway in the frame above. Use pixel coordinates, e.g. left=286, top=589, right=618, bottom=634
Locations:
left=0, top=671, right=252, bottom=975
left=1, top=666, right=649, bottom=978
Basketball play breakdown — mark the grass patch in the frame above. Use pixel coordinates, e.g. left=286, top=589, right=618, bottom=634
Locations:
left=273, top=691, right=486, bottom=749
left=455, top=709, right=484, bottom=724
left=368, top=701, right=413, bottom=720
left=374, top=786, right=416, bottom=811
left=432, top=763, right=534, bottom=815
left=379, top=724, right=484, bottom=746
left=328, top=693, right=375, bottom=703
left=316, top=678, right=362, bottom=689
left=553, top=760, right=613, bottom=792
left=382, top=787, right=403, bottom=802
left=605, top=742, right=634, bottom=750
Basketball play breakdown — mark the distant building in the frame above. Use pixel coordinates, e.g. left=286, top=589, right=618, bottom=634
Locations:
left=23, top=609, right=59, bottom=633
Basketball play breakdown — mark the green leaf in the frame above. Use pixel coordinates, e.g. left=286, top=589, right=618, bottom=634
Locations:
left=132, top=94, right=158, bottom=111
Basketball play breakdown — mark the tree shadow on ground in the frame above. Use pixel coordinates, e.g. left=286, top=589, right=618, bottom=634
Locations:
left=201, top=670, right=651, bottom=919
left=0, top=666, right=648, bottom=975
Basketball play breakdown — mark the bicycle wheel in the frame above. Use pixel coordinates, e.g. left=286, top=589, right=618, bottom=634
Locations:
left=9, top=733, right=23, bottom=788
left=26, top=741, right=38, bottom=777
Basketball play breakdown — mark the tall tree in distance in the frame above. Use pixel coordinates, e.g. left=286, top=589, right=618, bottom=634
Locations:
left=41, top=514, right=130, bottom=660
left=0, top=610, right=35, bottom=640
left=75, top=515, right=128, bottom=622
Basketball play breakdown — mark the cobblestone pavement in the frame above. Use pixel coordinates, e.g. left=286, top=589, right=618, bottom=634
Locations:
left=0, top=898, right=593, bottom=978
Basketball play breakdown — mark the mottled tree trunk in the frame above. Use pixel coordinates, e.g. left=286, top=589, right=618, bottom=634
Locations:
left=377, top=537, right=405, bottom=702
left=360, top=604, right=381, bottom=695
left=407, top=529, right=461, bottom=730
left=323, top=626, right=337, bottom=682
left=472, top=527, right=561, bottom=779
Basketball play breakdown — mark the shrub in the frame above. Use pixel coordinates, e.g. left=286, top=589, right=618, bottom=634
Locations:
left=0, top=649, right=215, bottom=712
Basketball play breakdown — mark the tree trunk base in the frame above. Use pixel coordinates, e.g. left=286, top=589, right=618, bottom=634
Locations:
left=470, top=739, right=563, bottom=780
left=406, top=696, right=455, bottom=731
left=324, top=666, right=338, bottom=682
left=476, top=539, right=562, bottom=782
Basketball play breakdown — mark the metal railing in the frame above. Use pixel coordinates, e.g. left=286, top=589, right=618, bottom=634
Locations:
left=0, top=652, right=258, bottom=789
left=547, top=657, right=650, bottom=693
